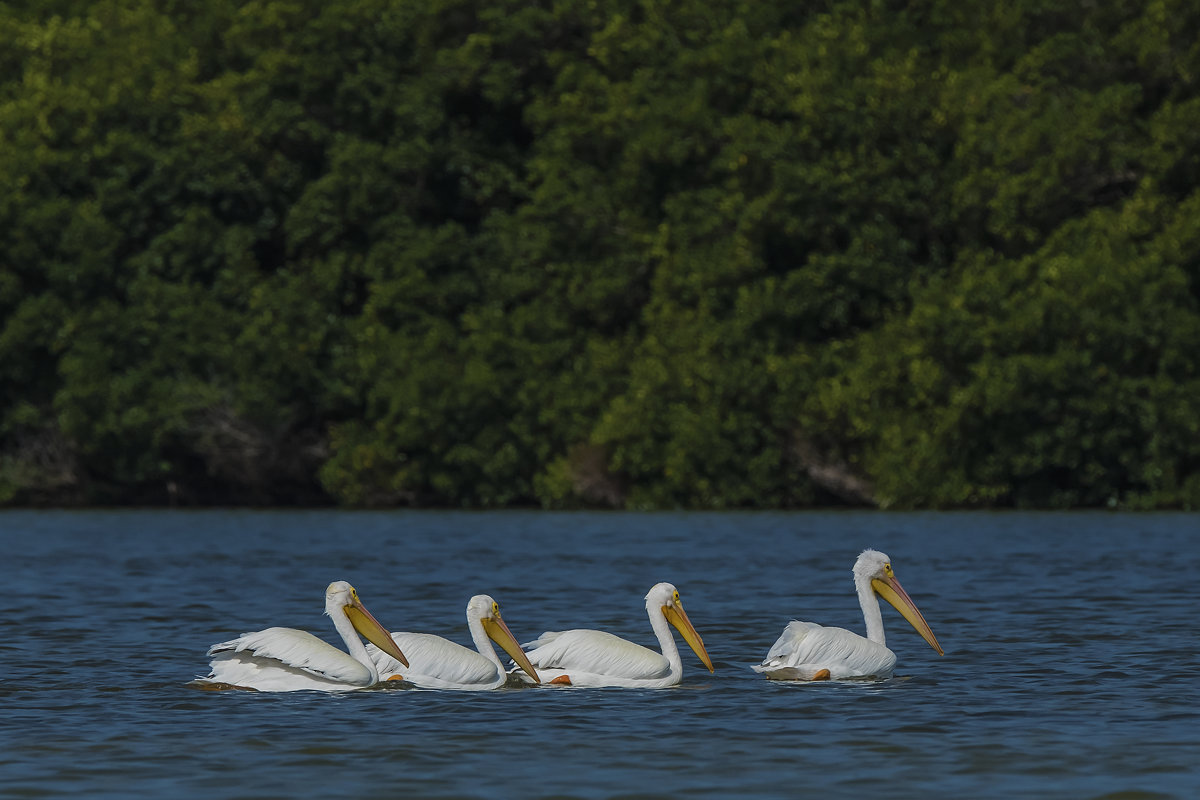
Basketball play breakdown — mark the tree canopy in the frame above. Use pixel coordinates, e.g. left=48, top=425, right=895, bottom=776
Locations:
left=2, top=0, right=1198, bottom=508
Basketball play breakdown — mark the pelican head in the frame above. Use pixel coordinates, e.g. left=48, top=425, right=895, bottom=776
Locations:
left=326, top=580, right=409, bottom=667
left=469, top=594, right=540, bottom=683
left=647, top=582, right=715, bottom=673
left=855, top=551, right=944, bottom=656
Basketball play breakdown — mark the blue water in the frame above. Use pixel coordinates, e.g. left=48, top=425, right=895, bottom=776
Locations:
left=1, top=510, right=1197, bottom=799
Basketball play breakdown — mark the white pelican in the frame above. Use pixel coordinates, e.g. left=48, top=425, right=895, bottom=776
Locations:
left=514, top=582, right=715, bottom=688
left=197, top=581, right=409, bottom=692
left=365, top=594, right=541, bottom=690
left=753, top=549, right=943, bottom=681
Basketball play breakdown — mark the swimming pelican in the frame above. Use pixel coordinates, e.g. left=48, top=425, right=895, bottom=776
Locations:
left=365, top=594, right=540, bottom=690
left=197, top=581, right=409, bottom=692
left=514, top=582, right=715, bottom=688
left=753, top=550, right=943, bottom=681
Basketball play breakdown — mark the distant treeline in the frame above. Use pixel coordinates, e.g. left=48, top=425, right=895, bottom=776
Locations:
left=2, top=0, right=1198, bottom=509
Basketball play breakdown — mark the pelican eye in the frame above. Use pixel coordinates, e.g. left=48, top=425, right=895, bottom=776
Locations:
left=884, top=564, right=893, bottom=576
left=492, top=602, right=501, bottom=615
left=672, top=591, right=680, bottom=603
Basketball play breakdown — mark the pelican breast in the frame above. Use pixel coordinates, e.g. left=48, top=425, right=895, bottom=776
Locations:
left=523, top=629, right=672, bottom=681
left=754, top=621, right=896, bottom=680
left=369, top=632, right=502, bottom=687
left=207, top=627, right=375, bottom=688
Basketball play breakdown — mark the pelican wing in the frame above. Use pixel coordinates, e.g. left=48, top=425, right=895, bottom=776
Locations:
left=754, top=621, right=896, bottom=679
left=208, top=626, right=374, bottom=686
left=366, top=632, right=501, bottom=687
left=523, top=629, right=671, bottom=681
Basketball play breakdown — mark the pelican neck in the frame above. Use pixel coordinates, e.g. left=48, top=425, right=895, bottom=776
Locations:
left=645, top=597, right=683, bottom=680
left=855, top=573, right=887, bottom=647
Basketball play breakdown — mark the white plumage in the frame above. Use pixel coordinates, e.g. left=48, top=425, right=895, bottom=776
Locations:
left=515, top=582, right=715, bottom=688
left=197, top=581, right=408, bottom=692
left=754, top=550, right=943, bottom=681
left=366, top=594, right=539, bottom=690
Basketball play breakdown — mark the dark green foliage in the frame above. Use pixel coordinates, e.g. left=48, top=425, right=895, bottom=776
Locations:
left=1, top=0, right=1197, bottom=508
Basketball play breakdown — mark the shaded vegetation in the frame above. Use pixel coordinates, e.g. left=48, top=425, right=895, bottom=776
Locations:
left=2, top=0, right=1198, bottom=509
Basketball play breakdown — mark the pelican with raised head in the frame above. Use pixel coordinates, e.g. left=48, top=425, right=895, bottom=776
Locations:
left=365, top=594, right=540, bottom=690
left=514, top=582, right=715, bottom=688
left=196, top=581, right=409, bottom=692
left=753, top=550, right=943, bottom=681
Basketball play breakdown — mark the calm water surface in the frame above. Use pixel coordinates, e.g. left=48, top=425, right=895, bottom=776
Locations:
left=1, top=510, right=1197, bottom=799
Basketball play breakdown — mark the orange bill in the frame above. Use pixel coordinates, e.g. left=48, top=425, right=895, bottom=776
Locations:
left=345, top=592, right=410, bottom=667
left=663, top=602, right=715, bottom=673
left=482, top=615, right=540, bottom=684
left=871, top=574, right=944, bottom=655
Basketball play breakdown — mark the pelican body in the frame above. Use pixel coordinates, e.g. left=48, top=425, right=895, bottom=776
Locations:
left=753, top=550, right=943, bottom=681
left=198, top=581, right=409, bottom=692
left=517, top=582, right=715, bottom=688
left=366, top=594, right=540, bottom=690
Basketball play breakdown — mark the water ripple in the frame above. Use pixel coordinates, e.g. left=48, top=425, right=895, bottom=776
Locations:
left=1, top=510, right=1198, bottom=799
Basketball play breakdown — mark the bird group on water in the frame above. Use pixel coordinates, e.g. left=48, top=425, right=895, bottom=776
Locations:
left=195, top=549, right=944, bottom=692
